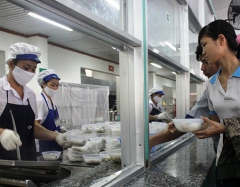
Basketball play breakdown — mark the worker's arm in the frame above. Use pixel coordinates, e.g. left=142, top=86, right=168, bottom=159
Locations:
left=149, top=122, right=185, bottom=150
left=34, top=120, right=58, bottom=140
left=34, top=120, right=71, bottom=148
left=149, top=115, right=158, bottom=121
left=0, top=128, right=4, bottom=135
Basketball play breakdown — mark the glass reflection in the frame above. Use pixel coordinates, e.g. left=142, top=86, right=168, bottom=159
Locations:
left=147, top=0, right=184, bottom=63
left=73, top=0, right=121, bottom=27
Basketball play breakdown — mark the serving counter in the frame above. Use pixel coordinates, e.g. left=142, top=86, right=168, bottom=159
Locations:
left=0, top=137, right=215, bottom=187
left=43, top=137, right=215, bottom=187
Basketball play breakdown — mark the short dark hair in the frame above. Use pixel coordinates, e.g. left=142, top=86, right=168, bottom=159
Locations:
left=198, top=20, right=240, bottom=59
left=195, top=45, right=202, bottom=61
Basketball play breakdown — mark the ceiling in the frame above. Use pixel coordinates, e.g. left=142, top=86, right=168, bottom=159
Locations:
left=0, top=0, right=119, bottom=63
left=211, top=0, right=231, bottom=19
left=0, top=0, right=234, bottom=82
left=211, top=0, right=240, bottom=33
left=0, top=0, right=177, bottom=80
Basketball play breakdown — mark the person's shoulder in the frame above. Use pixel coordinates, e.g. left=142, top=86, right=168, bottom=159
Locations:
left=148, top=102, right=154, bottom=108
left=36, top=95, right=44, bottom=105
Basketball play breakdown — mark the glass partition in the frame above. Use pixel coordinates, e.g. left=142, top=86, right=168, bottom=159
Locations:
left=189, top=29, right=201, bottom=77
left=147, top=0, right=184, bottom=63
left=70, top=0, right=124, bottom=29
left=190, top=83, right=197, bottom=109
left=147, top=58, right=191, bottom=155
left=25, top=0, right=139, bottom=182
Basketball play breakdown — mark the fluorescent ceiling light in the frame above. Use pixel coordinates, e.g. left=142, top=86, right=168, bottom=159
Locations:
left=150, top=62, right=162, bottom=68
left=172, top=71, right=176, bottom=74
left=112, top=47, right=120, bottom=52
left=28, top=12, right=73, bottom=31
left=152, top=48, right=159, bottom=54
left=85, top=69, right=93, bottom=77
left=164, top=41, right=176, bottom=51
left=106, top=0, right=120, bottom=10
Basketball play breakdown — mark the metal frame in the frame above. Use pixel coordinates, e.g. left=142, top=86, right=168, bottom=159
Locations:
left=148, top=50, right=189, bottom=74
left=190, top=72, right=207, bottom=83
left=150, top=134, right=195, bottom=165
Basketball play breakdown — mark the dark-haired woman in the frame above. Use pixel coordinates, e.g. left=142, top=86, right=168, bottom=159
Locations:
left=193, top=20, right=240, bottom=186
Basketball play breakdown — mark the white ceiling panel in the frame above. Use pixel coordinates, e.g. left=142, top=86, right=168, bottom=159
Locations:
left=0, top=0, right=119, bottom=63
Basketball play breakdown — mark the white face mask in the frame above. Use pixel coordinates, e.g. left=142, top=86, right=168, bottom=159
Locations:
left=153, top=96, right=162, bottom=104
left=12, top=66, right=35, bottom=86
left=44, top=86, right=58, bottom=97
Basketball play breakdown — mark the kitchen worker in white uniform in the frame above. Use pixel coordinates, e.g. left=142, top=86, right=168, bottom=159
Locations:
left=0, top=42, right=69, bottom=161
left=148, top=88, right=170, bottom=123
left=37, top=69, right=67, bottom=153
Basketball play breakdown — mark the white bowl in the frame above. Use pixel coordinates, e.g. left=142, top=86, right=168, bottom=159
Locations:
left=82, top=154, right=102, bottom=164
left=99, top=151, right=111, bottom=162
left=42, top=151, right=61, bottom=160
left=172, top=118, right=203, bottom=132
left=67, top=152, right=83, bottom=162
left=109, top=149, right=121, bottom=163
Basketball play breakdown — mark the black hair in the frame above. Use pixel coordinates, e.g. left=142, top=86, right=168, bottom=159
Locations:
left=41, top=80, right=49, bottom=89
left=198, top=20, right=240, bottom=59
left=12, top=59, right=20, bottom=65
left=195, top=45, right=202, bottom=61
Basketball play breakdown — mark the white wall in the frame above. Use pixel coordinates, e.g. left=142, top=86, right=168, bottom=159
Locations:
left=155, top=75, right=175, bottom=89
left=0, top=51, right=5, bottom=77
left=48, top=45, right=119, bottom=84
left=0, top=31, right=28, bottom=74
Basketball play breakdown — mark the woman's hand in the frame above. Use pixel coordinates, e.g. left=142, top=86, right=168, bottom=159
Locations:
left=193, top=116, right=225, bottom=139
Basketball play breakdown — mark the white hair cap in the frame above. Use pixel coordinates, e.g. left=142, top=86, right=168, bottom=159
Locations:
left=149, top=88, right=165, bottom=96
left=6, top=42, right=41, bottom=64
left=37, top=69, right=60, bottom=86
